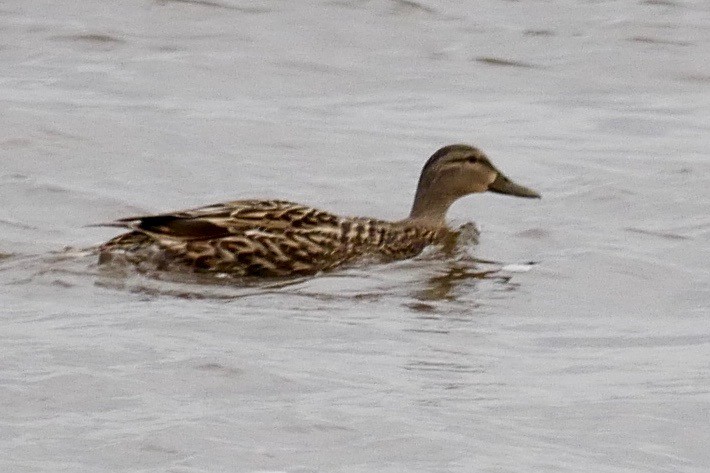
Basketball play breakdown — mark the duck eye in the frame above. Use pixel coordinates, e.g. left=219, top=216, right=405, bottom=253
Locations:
left=467, top=156, right=479, bottom=164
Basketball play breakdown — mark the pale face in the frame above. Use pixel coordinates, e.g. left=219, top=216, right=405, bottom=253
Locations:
left=423, top=146, right=500, bottom=198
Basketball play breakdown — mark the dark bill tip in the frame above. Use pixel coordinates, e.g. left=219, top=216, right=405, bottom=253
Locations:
left=488, top=173, right=541, bottom=199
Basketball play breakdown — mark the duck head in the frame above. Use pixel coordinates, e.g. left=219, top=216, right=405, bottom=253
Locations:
left=408, top=144, right=540, bottom=224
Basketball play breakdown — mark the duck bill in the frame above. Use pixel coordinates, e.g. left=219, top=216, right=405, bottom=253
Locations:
left=488, top=172, right=541, bottom=198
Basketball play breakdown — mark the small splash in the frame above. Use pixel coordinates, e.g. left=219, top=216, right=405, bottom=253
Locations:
left=500, top=263, right=535, bottom=273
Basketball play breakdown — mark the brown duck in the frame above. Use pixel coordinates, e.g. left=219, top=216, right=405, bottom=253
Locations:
left=97, top=144, right=540, bottom=277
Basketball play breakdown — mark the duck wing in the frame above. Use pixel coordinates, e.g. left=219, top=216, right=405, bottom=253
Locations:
left=97, top=200, right=342, bottom=240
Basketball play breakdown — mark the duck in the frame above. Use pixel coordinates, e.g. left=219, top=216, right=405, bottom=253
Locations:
left=97, top=144, right=540, bottom=277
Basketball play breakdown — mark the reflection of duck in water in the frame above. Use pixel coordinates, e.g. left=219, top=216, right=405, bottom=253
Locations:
left=97, top=144, right=540, bottom=277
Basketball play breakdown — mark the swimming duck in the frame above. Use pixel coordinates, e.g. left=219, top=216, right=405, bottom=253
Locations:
left=97, top=144, right=540, bottom=277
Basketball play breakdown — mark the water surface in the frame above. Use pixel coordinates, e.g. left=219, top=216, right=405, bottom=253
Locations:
left=1, top=1, right=709, bottom=472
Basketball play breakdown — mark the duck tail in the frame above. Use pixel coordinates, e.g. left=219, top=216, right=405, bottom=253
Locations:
left=85, top=219, right=140, bottom=230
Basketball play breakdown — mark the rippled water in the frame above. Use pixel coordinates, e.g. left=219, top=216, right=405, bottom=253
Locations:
left=2, top=1, right=709, bottom=472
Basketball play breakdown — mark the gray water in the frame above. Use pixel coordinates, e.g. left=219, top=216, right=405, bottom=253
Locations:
left=2, top=1, right=710, bottom=472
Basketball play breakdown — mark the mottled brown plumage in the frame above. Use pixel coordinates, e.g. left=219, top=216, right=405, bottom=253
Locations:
left=97, top=144, right=540, bottom=277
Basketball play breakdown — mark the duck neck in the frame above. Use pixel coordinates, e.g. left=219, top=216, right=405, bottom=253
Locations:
left=407, top=184, right=455, bottom=227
